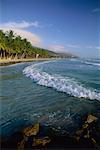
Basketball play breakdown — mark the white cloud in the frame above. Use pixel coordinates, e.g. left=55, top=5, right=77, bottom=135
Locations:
left=0, top=21, right=40, bottom=29
left=0, top=27, right=41, bottom=46
left=67, top=44, right=80, bottom=48
left=48, top=44, right=67, bottom=53
left=85, top=46, right=100, bottom=50
left=92, top=8, right=100, bottom=13
left=95, top=46, right=100, bottom=50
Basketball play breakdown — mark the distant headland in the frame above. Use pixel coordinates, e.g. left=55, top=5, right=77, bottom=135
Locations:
left=0, top=30, right=77, bottom=66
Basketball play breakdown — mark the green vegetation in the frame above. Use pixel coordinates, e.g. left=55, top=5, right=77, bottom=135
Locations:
left=0, top=30, right=56, bottom=59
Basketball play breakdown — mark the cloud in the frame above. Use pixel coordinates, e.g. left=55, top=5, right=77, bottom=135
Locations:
left=95, top=46, right=100, bottom=50
left=67, top=44, right=80, bottom=48
left=85, top=46, right=100, bottom=50
left=48, top=44, right=67, bottom=53
left=0, top=27, right=41, bottom=46
left=92, top=8, right=100, bottom=13
left=0, top=21, right=40, bottom=29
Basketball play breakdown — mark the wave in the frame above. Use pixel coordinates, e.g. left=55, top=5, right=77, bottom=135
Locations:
left=69, top=58, right=100, bottom=67
left=84, top=61, right=100, bottom=67
left=23, top=61, right=100, bottom=101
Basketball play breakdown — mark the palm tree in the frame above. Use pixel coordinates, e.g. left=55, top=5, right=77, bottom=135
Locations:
left=0, top=30, right=54, bottom=59
left=0, top=30, right=7, bottom=58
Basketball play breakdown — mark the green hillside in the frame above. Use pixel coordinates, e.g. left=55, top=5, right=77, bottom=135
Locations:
left=0, top=30, right=57, bottom=59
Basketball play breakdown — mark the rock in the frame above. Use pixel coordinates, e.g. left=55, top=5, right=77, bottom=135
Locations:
left=18, top=123, right=40, bottom=149
left=76, top=130, right=83, bottom=136
left=32, top=136, right=51, bottom=147
left=18, top=139, right=25, bottom=150
left=86, top=115, right=98, bottom=124
left=91, top=138, right=100, bottom=149
left=75, top=115, right=98, bottom=141
left=82, top=123, right=88, bottom=129
left=84, top=130, right=90, bottom=139
left=74, top=114, right=100, bottom=149
left=23, top=123, right=39, bottom=137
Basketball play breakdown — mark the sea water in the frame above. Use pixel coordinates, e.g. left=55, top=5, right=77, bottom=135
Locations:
left=0, top=58, right=100, bottom=136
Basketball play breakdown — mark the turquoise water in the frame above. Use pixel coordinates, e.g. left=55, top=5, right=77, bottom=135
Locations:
left=0, top=59, right=100, bottom=136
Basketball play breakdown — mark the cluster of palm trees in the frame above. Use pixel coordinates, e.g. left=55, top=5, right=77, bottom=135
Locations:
left=0, top=30, right=52, bottom=59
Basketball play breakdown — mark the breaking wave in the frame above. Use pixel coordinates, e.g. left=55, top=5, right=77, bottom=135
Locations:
left=23, top=61, right=100, bottom=101
left=84, top=61, right=100, bottom=67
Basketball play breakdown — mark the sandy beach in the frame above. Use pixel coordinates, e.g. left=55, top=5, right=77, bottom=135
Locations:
left=0, top=58, right=57, bottom=66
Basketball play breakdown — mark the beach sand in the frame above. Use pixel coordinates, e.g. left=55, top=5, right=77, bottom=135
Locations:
left=0, top=58, right=57, bottom=66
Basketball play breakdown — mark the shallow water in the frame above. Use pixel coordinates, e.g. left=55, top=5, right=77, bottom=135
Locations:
left=0, top=59, right=100, bottom=137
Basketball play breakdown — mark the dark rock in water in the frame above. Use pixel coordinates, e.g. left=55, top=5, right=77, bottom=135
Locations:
left=22, top=123, right=39, bottom=137
left=74, top=114, right=100, bottom=149
left=1, top=115, right=100, bottom=149
left=86, top=114, right=98, bottom=124
left=32, top=136, right=51, bottom=147
left=18, top=139, right=25, bottom=150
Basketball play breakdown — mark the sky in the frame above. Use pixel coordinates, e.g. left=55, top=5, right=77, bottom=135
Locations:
left=0, top=0, right=100, bottom=58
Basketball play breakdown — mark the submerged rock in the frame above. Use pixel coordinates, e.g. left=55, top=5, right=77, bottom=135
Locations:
left=17, top=123, right=40, bottom=150
left=22, top=123, right=39, bottom=137
left=18, top=139, right=25, bottom=150
left=74, top=114, right=100, bottom=149
left=32, top=136, right=51, bottom=147
left=86, top=114, right=98, bottom=124
left=1, top=115, right=100, bottom=150
left=75, top=115, right=98, bottom=137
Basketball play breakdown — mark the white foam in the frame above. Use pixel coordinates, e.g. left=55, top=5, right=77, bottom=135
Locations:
left=23, top=61, right=100, bottom=101
left=70, top=59, right=100, bottom=67
left=84, top=61, right=100, bottom=67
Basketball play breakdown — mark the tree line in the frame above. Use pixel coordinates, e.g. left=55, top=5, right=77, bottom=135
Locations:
left=0, top=30, right=55, bottom=59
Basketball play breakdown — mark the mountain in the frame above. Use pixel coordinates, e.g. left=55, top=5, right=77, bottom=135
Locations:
left=54, top=52, right=78, bottom=58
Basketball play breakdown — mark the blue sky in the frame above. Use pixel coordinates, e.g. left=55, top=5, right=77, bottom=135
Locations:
left=0, top=0, right=100, bottom=58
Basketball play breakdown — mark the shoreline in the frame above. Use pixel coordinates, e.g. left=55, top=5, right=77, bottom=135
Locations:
left=0, top=58, right=58, bottom=66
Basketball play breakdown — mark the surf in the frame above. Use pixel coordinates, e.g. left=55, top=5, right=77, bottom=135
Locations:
left=23, top=61, right=100, bottom=101
left=84, top=61, right=100, bottom=67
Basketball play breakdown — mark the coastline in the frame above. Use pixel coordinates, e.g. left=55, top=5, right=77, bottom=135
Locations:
left=0, top=58, right=58, bottom=66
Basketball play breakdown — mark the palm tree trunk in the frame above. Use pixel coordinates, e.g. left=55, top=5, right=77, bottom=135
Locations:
left=14, top=53, right=18, bottom=60
left=21, top=53, right=25, bottom=59
left=10, top=54, right=13, bottom=59
left=0, top=53, right=2, bottom=59
left=0, top=50, right=1, bottom=59
left=4, top=50, right=6, bottom=59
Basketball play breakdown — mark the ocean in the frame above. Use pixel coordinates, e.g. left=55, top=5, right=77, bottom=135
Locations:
left=0, top=58, right=100, bottom=137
